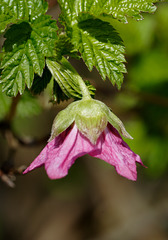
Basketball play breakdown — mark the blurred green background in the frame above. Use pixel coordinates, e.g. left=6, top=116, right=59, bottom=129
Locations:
left=0, top=1, right=168, bottom=240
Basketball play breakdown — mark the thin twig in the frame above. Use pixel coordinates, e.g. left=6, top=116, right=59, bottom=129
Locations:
left=5, top=94, right=21, bottom=123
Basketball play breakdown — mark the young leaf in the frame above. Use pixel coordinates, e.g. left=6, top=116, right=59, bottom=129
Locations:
left=0, top=0, right=48, bottom=34
left=46, top=57, right=95, bottom=101
left=0, top=16, right=58, bottom=97
left=58, top=0, right=159, bottom=24
left=53, top=80, right=70, bottom=104
left=55, top=33, right=79, bottom=60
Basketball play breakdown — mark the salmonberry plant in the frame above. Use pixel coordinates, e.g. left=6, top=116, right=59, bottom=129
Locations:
left=0, top=0, right=166, bottom=184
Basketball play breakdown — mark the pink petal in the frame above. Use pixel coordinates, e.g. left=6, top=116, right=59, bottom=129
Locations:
left=45, top=124, right=97, bottom=179
left=23, top=131, right=66, bottom=174
left=90, top=124, right=143, bottom=181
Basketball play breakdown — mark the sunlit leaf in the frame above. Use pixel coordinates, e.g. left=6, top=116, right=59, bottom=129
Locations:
left=0, top=16, right=58, bottom=96
left=0, top=0, right=48, bottom=33
left=72, top=18, right=126, bottom=88
left=58, top=0, right=158, bottom=24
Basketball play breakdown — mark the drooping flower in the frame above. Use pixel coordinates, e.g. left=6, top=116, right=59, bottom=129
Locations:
left=23, top=99, right=143, bottom=181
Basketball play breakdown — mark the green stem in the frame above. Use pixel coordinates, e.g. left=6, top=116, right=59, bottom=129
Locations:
left=78, top=76, right=91, bottom=100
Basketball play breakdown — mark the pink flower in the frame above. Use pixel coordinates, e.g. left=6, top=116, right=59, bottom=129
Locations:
left=23, top=123, right=143, bottom=181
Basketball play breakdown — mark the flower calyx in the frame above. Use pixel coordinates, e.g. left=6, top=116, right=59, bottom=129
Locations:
left=49, top=98, right=133, bottom=144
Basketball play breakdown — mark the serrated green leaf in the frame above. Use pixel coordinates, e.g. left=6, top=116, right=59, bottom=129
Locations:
left=0, top=0, right=48, bottom=33
left=72, top=18, right=126, bottom=88
left=0, top=16, right=58, bottom=96
left=58, top=0, right=159, bottom=24
left=58, top=0, right=160, bottom=88
left=46, top=57, right=95, bottom=102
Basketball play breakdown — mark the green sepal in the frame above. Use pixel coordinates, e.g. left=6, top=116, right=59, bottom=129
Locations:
left=48, top=101, right=78, bottom=141
left=75, top=99, right=108, bottom=144
left=98, top=101, right=133, bottom=139
left=107, top=111, right=133, bottom=139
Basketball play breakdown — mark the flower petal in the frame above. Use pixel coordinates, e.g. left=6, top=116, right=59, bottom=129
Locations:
left=45, top=124, right=96, bottom=179
left=23, top=131, right=66, bottom=174
left=90, top=124, right=143, bottom=181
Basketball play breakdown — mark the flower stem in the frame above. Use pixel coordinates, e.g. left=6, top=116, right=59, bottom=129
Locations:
left=78, top=76, right=91, bottom=100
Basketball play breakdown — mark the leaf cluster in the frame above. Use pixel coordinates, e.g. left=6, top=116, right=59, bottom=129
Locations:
left=0, top=0, right=161, bottom=101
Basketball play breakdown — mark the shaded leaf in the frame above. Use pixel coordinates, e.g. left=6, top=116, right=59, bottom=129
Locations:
left=55, top=33, right=79, bottom=60
left=31, top=66, right=52, bottom=95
